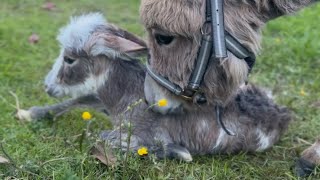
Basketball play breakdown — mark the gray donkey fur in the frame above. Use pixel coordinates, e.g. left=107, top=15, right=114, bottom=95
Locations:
left=38, top=13, right=291, bottom=161
left=140, top=0, right=319, bottom=175
left=140, top=0, right=319, bottom=113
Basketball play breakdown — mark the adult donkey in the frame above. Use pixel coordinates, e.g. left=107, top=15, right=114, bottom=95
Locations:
left=140, top=0, right=319, bottom=176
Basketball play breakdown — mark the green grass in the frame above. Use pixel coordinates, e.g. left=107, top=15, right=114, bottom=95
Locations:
left=0, top=0, right=319, bottom=179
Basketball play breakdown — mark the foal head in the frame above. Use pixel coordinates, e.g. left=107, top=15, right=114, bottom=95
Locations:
left=45, top=13, right=147, bottom=98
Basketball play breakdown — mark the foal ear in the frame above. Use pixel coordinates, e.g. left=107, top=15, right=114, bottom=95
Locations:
left=89, top=29, right=148, bottom=60
left=115, top=34, right=148, bottom=58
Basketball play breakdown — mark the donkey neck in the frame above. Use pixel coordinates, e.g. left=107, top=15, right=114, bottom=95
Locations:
left=97, top=59, right=146, bottom=114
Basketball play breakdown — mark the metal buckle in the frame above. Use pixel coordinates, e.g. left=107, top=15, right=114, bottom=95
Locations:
left=180, top=94, right=193, bottom=101
left=180, top=89, right=198, bottom=101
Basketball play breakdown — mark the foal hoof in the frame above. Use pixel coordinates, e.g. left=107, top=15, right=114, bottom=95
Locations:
left=295, top=158, right=316, bottom=177
left=155, top=143, right=193, bottom=162
left=15, top=109, right=32, bottom=122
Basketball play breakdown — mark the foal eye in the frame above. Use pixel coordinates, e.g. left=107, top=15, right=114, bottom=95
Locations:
left=64, top=57, right=76, bottom=65
left=155, top=34, right=174, bottom=45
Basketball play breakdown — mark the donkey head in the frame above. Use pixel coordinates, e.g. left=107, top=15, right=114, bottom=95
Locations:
left=140, top=0, right=315, bottom=114
left=45, top=13, right=147, bottom=98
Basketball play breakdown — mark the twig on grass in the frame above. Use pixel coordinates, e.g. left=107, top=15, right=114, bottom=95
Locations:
left=124, top=120, right=132, bottom=170
left=1, top=91, right=32, bottom=122
left=40, top=157, right=73, bottom=167
left=296, top=137, right=312, bottom=145
left=0, top=143, right=41, bottom=177
left=0, top=143, right=16, bottom=166
left=9, top=91, right=21, bottom=110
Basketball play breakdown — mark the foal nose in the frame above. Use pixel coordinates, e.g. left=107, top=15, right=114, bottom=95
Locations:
left=44, top=84, right=51, bottom=94
left=44, top=84, right=59, bottom=97
left=46, top=87, right=55, bottom=97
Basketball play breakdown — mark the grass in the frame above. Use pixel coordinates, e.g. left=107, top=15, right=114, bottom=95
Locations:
left=0, top=0, right=319, bottom=179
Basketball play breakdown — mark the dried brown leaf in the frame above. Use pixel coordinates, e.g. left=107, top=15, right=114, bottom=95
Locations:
left=0, top=156, right=9, bottom=164
left=42, top=2, right=56, bottom=11
left=90, top=142, right=116, bottom=166
left=28, top=33, right=40, bottom=44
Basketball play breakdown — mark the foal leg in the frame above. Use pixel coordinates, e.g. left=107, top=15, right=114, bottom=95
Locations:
left=152, top=143, right=193, bottom=162
left=100, top=130, right=192, bottom=162
left=16, top=95, right=106, bottom=121
left=295, top=138, right=320, bottom=177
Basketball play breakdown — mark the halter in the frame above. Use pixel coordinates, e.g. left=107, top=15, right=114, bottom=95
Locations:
left=146, top=0, right=256, bottom=136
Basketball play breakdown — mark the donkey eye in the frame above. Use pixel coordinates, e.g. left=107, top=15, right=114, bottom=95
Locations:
left=64, top=57, right=76, bottom=65
left=155, top=34, right=174, bottom=45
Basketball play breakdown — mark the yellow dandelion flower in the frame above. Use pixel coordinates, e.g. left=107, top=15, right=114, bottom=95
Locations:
left=300, top=89, right=306, bottom=96
left=157, top=99, right=168, bottom=107
left=82, top=111, right=92, bottom=121
left=137, top=147, right=148, bottom=156
left=275, top=38, right=281, bottom=44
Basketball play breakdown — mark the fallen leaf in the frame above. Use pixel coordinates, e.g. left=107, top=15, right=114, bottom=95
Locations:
left=28, top=33, right=40, bottom=44
left=90, top=142, right=116, bottom=166
left=42, top=2, right=56, bottom=11
left=0, top=156, right=9, bottom=164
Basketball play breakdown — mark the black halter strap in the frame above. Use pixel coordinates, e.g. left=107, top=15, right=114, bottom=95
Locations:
left=209, top=0, right=227, bottom=58
left=146, top=0, right=255, bottom=136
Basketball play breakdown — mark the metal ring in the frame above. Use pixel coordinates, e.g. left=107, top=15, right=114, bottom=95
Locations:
left=180, top=95, right=193, bottom=101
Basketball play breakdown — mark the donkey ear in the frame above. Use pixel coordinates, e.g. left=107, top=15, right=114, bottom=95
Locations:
left=89, top=30, right=148, bottom=59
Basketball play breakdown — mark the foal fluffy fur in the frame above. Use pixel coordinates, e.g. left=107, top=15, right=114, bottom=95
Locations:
left=57, top=13, right=106, bottom=52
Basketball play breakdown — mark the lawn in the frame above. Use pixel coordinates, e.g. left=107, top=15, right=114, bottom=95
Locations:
left=0, top=0, right=319, bottom=179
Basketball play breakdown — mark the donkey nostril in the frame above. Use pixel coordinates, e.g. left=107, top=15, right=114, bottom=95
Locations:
left=194, top=93, right=207, bottom=105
